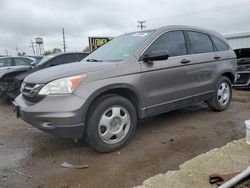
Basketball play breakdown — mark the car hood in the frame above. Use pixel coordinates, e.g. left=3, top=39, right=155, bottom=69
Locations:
left=24, top=61, right=116, bottom=84
left=0, top=66, right=30, bottom=80
left=0, top=70, right=7, bottom=78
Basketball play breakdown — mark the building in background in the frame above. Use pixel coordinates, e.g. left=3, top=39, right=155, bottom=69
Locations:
left=225, top=32, right=250, bottom=49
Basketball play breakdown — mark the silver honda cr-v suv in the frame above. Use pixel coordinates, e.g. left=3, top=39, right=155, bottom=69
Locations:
left=14, top=25, right=237, bottom=152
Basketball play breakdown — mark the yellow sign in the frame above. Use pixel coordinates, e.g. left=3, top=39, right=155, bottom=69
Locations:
left=89, top=37, right=113, bottom=52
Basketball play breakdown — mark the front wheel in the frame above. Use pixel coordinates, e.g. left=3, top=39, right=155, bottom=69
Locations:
left=85, top=95, right=137, bottom=152
left=207, top=76, right=232, bottom=111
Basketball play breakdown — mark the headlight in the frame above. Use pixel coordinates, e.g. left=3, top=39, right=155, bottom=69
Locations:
left=38, top=75, right=86, bottom=95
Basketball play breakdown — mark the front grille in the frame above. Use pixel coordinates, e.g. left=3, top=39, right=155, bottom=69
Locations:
left=22, top=83, right=36, bottom=93
left=235, top=73, right=250, bottom=85
left=21, top=82, right=44, bottom=97
left=22, top=94, right=45, bottom=103
left=21, top=82, right=45, bottom=103
left=237, top=65, right=250, bottom=71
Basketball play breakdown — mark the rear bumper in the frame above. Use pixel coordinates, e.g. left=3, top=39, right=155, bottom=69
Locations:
left=14, top=94, right=86, bottom=139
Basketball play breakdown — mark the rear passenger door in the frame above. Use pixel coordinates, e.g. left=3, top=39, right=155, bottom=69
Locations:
left=185, top=31, right=216, bottom=96
left=140, top=30, right=195, bottom=115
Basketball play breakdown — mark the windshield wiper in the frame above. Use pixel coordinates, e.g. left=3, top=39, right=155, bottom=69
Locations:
left=86, top=59, right=103, bottom=62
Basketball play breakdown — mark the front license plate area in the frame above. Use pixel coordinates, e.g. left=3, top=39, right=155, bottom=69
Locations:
left=12, top=102, right=20, bottom=118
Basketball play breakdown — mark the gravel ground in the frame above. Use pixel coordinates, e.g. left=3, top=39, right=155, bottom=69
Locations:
left=0, top=90, right=249, bottom=188
left=136, top=139, right=250, bottom=188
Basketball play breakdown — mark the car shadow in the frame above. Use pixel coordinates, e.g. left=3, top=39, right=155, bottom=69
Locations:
left=26, top=103, right=211, bottom=157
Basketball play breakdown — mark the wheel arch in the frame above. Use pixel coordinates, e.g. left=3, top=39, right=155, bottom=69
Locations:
left=82, top=84, right=144, bottom=124
left=221, top=71, right=235, bottom=84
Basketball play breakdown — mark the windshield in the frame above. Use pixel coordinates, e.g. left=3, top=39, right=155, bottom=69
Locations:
left=83, top=31, right=153, bottom=62
left=36, top=54, right=57, bottom=66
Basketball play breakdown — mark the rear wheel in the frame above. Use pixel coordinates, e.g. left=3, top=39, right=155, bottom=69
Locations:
left=207, top=76, right=232, bottom=111
left=85, top=95, right=137, bottom=152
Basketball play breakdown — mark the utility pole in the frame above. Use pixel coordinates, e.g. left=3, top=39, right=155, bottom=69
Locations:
left=5, top=49, right=8, bottom=56
left=62, top=28, right=66, bottom=52
left=137, top=20, right=146, bottom=30
left=30, top=40, right=35, bottom=55
left=16, top=47, right=19, bottom=55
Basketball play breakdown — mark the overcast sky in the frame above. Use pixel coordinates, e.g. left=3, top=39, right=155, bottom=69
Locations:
left=1, top=0, right=250, bottom=55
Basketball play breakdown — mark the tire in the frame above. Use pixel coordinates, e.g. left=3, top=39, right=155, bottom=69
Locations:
left=85, top=95, right=137, bottom=152
left=207, top=76, right=232, bottom=111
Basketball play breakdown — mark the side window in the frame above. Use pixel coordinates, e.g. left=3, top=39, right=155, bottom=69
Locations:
left=48, top=57, right=62, bottom=66
left=14, top=58, right=32, bottom=66
left=48, top=55, right=76, bottom=66
left=211, top=37, right=229, bottom=52
left=0, top=58, right=12, bottom=67
left=77, top=53, right=88, bottom=61
left=60, top=54, right=77, bottom=64
left=146, top=31, right=187, bottom=57
left=188, top=31, right=214, bottom=54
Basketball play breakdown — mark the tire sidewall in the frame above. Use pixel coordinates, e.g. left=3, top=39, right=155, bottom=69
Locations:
left=213, top=76, right=232, bottom=111
left=86, top=96, right=137, bottom=152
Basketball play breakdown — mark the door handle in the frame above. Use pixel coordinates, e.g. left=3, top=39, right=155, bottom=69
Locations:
left=214, top=55, right=221, bottom=60
left=181, top=59, right=191, bottom=64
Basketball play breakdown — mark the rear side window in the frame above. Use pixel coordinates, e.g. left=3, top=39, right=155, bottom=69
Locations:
left=188, top=31, right=214, bottom=54
left=211, top=37, right=229, bottom=52
left=14, top=58, right=32, bottom=66
left=0, top=58, right=12, bottom=67
left=61, top=54, right=78, bottom=63
left=48, top=54, right=77, bottom=67
left=146, top=31, right=187, bottom=57
left=77, top=53, right=88, bottom=61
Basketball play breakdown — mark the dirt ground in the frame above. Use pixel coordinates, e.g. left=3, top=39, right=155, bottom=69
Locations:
left=0, top=90, right=250, bottom=188
left=136, top=139, right=250, bottom=188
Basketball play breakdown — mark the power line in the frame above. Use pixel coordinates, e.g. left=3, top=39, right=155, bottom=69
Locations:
left=146, top=1, right=250, bottom=23
left=16, top=47, right=18, bottom=55
left=62, top=28, right=67, bottom=52
left=124, top=0, right=250, bottom=32
left=29, top=40, right=35, bottom=55
left=137, top=20, right=146, bottom=30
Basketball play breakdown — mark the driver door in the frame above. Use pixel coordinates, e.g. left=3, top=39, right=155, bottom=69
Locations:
left=140, top=30, right=195, bottom=116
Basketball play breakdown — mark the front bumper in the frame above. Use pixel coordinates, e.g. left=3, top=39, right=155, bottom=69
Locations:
left=14, top=94, right=86, bottom=139
left=0, top=80, right=21, bottom=99
left=0, top=81, right=7, bottom=98
left=233, top=71, right=250, bottom=88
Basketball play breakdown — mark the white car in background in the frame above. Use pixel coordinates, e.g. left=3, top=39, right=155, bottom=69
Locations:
left=0, top=56, right=36, bottom=78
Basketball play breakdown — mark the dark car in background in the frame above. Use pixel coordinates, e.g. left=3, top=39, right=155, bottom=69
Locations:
left=0, top=52, right=88, bottom=99
left=233, top=48, right=250, bottom=88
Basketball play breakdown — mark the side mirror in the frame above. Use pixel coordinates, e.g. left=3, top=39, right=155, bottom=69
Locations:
left=30, top=61, right=37, bottom=66
left=143, top=50, right=169, bottom=62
